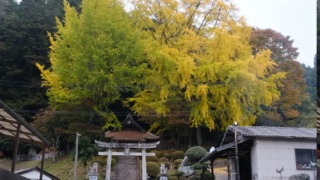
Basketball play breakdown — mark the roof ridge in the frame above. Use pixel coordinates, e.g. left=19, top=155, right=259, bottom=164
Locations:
left=236, top=125, right=315, bottom=130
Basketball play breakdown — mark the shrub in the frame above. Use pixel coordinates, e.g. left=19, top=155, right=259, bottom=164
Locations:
left=185, top=146, right=208, bottom=163
left=202, top=171, right=214, bottom=180
left=168, top=176, right=179, bottom=180
left=193, top=170, right=202, bottom=176
left=158, top=157, right=169, bottom=162
left=187, top=175, right=200, bottom=180
left=173, top=159, right=183, bottom=168
left=111, top=158, right=116, bottom=167
left=172, top=150, right=185, bottom=160
left=175, top=171, right=185, bottom=177
left=91, top=156, right=105, bottom=166
left=147, top=162, right=160, bottom=178
left=152, top=150, right=164, bottom=158
left=163, top=153, right=173, bottom=160
left=191, top=162, right=207, bottom=170
left=147, top=156, right=158, bottom=162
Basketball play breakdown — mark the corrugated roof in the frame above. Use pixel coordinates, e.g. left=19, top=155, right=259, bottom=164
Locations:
left=0, top=100, right=50, bottom=147
left=228, top=126, right=316, bottom=139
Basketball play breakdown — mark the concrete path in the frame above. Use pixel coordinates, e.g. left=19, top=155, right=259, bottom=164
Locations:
left=113, top=156, right=140, bottom=180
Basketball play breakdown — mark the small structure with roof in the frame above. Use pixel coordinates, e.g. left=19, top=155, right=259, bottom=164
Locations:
left=95, top=114, right=160, bottom=180
left=200, top=126, right=317, bottom=180
left=0, top=100, right=51, bottom=180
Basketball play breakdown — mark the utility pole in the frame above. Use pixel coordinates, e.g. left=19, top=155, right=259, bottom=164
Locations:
left=74, top=132, right=81, bottom=180
left=234, top=122, right=240, bottom=180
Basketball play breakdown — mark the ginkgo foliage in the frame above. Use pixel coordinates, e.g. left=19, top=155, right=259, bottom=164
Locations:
left=37, top=0, right=285, bottom=131
left=37, top=0, right=145, bottom=129
left=127, top=0, right=285, bottom=130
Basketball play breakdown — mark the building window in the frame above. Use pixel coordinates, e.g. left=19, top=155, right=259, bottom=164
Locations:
left=295, top=149, right=316, bottom=170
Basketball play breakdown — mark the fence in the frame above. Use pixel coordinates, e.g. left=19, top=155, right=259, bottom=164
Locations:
left=15, top=151, right=65, bottom=162
left=261, top=177, right=291, bottom=180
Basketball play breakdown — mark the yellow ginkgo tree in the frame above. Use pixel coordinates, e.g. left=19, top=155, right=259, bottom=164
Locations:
left=37, top=0, right=285, bottom=133
left=37, top=0, right=145, bottom=129
left=127, top=0, right=286, bottom=130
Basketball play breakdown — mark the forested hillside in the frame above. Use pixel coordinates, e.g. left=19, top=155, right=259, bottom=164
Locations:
left=0, top=0, right=316, bottom=156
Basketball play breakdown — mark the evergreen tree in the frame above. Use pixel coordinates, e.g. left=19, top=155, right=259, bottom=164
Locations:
left=0, top=0, right=63, bottom=120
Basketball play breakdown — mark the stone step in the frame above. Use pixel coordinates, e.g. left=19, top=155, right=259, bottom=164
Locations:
left=113, top=156, right=140, bottom=180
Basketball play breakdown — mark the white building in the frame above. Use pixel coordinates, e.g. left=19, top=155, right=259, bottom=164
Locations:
left=200, top=126, right=317, bottom=180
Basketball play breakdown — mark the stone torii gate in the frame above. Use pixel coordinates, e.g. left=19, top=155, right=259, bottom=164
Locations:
left=95, top=114, right=160, bottom=180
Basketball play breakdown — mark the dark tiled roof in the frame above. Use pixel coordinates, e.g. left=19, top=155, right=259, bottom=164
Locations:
left=228, top=126, right=316, bottom=139
left=105, top=130, right=159, bottom=142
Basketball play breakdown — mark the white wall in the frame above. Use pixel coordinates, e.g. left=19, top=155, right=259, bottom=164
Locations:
left=250, top=140, right=259, bottom=179
left=251, top=138, right=316, bottom=180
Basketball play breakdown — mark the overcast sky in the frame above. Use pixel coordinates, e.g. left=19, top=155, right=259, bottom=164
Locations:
left=232, top=0, right=316, bottom=67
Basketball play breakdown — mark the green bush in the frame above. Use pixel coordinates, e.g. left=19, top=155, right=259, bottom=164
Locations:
left=175, top=171, right=185, bottom=177
left=202, top=171, right=214, bottom=180
left=168, top=176, right=179, bottom=180
left=185, top=146, right=208, bottom=163
left=111, top=158, right=116, bottom=167
left=152, top=150, right=164, bottom=158
left=173, top=159, right=183, bottom=168
left=91, top=156, right=105, bottom=166
left=187, top=175, right=200, bottom=180
left=147, top=156, right=158, bottom=162
left=191, top=162, right=208, bottom=170
left=163, top=153, right=173, bottom=160
left=193, top=170, right=202, bottom=176
left=158, top=157, right=169, bottom=162
left=172, top=150, right=185, bottom=160
left=147, top=162, right=160, bottom=178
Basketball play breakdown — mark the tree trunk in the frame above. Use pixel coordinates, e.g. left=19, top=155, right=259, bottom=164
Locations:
left=196, top=127, right=202, bottom=146
left=188, top=129, right=192, bottom=148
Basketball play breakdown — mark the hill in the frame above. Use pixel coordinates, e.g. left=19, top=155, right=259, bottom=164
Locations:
left=0, top=154, right=107, bottom=180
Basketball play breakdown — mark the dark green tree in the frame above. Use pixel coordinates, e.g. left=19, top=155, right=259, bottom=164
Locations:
left=76, top=136, right=98, bottom=166
left=0, top=0, right=64, bottom=120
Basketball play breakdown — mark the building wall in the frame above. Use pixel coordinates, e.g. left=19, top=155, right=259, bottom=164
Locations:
left=250, top=140, right=259, bottom=179
left=251, top=138, right=316, bottom=180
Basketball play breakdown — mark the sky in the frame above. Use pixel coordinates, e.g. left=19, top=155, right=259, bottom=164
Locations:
left=232, top=0, right=317, bottom=67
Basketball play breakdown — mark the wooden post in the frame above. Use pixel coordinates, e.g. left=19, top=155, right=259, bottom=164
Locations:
left=106, top=148, right=112, bottom=180
left=142, top=148, right=147, bottom=180
left=74, top=133, right=81, bottom=180
left=11, top=123, right=21, bottom=173
left=227, top=153, right=231, bottom=180
left=39, top=147, right=45, bottom=180
left=211, top=160, right=214, bottom=180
